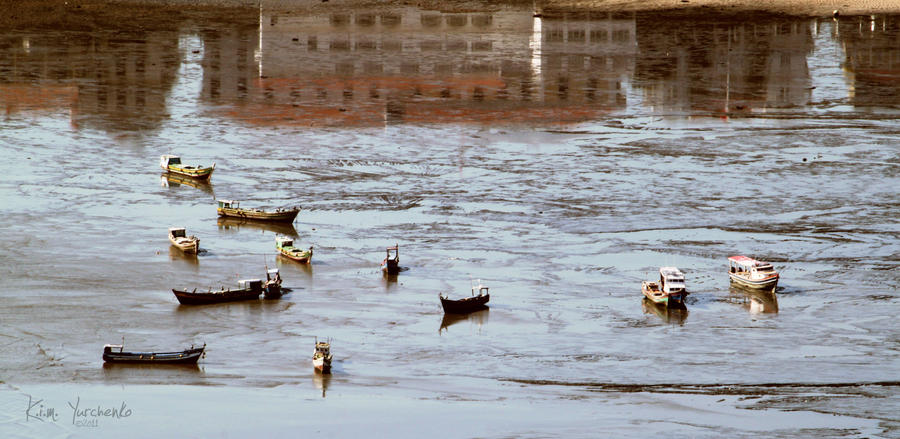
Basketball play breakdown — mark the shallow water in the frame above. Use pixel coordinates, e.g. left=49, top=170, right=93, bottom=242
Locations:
left=1, top=3, right=898, bottom=437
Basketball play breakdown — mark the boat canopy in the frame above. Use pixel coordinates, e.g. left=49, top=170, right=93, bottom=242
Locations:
left=169, top=227, right=187, bottom=237
left=160, top=155, right=181, bottom=167
left=238, top=279, right=263, bottom=290
left=277, top=237, right=294, bottom=247
left=728, top=255, right=767, bottom=268
left=471, top=284, right=489, bottom=296
left=218, top=200, right=238, bottom=208
left=268, top=268, right=280, bottom=276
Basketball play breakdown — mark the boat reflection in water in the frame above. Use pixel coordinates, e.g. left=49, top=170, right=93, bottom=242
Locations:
left=439, top=308, right=490, bottom=334
left=312, top=371, right=332, bottom=398
left=168, top=245, right=199, bottom=266
left=729, top=286, right=779, bottom=314
left=217, top=217, right=299, bottom=238
left=101, top=361, right=203, bottom=384
left=641, top=297, right=688, bottom=325
left=160, top=173, right=215, bottom=198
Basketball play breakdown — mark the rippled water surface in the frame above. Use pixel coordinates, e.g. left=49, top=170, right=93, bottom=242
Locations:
left=1, top=2, right=898, bottom=437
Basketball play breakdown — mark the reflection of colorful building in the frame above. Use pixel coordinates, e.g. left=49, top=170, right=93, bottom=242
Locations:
left=0, top=32, right=180, bottom=130
left=838, top=15, right=900, bottom=106
left=200, top=4, right=634, bottom=126
left=634, top=12, right=813, bottom=114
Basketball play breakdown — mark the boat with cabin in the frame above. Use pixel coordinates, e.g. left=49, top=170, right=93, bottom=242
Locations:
left=276, top=236, right=312, bottom=264
left=313, top=339, right=333, bottom=374
left=440, top=282, right=490, bottom=314
left=172, top=279, right=263, bottom=305
left=728, top=255, right=779, bottom=290
left=102, top=343, right=205, bottom=364
left=159, top=155, right=215, bottom=180
left=641, top=267, right=686, bottom=306
left=381, top=244, right=400, bottom=275
left=216, top=200, right=299, bottom=223
left=168, top=227, right=199, bottom=254
left=263, top=268, right=283, bottom=299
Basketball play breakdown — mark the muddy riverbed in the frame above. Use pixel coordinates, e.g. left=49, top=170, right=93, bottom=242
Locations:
left=0, top=2, right=898, bottom=437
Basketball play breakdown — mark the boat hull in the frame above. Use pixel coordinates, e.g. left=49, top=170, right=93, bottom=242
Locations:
left=263, top=282, right=283, bottom=299
left=103, top=347, right=205, bottom=364
left=279, top=248, right=312, bottom=264
left=217, top=207, right=299, bottom=223
left=165, top=165, right=214, bottom=181
left=313, top=357, right=332, bottom=374
left=169, top=237, right=199, bottom=254
left=729, top=273, right=778, bottom=290
left=641, top=282, right=683, bottom=306
left=381, top=259, right=400, bottom=275
left=440, top=294, right=490, bottom=314
left=172, top=288, right=261, bottom=305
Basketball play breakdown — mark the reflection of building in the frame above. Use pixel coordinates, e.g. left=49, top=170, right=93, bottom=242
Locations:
left=537, top=12, right=635, bottom=107
left=0, top=32, right=180, bottom=130
left=201, top=4, right=633, bottom=126
left=634, top=12, right=814, bottom=114
left=838, top=15, right=900, bottom=106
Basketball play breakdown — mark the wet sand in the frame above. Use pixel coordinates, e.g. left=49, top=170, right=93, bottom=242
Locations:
left=1, top=0, right=899, bottom=437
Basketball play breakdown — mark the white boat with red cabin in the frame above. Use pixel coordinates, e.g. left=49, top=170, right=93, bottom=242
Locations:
left=728, top=255, right=779, bottom=290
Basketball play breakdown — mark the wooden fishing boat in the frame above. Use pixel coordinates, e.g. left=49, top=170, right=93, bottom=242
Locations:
left=381, top=244, right=400, bottom=275
left=276, top=236, right=312, bottom=264
left=159, top=155, right=215, bottom=181
left=440, top=282, right=490, bottom=314
left=641, top=267, right=686, bottom=306
left=263, top=268, right=283, bottom=299
left=728, top=255, right=779, bottom=290
left=217, top=200, right=299, bottom=223
left=172, top=279, right=263, bottom=305
left=313, top=339, right=333, bottom=374
left=102, top=343, right=205, bottom=364
left=168, top=227, right=199, bottom=254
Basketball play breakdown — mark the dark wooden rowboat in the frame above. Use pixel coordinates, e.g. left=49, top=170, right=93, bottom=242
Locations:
left=440, top=282, right=490, bottom=314
left=173, top=279, right=263, bottom=305
left=102, top=343, right=205, bottom=364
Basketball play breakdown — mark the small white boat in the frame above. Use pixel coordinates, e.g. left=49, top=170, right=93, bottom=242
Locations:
left=168, top=227, right=199, bottom=254
left=728, top=255, right=779, bottom=290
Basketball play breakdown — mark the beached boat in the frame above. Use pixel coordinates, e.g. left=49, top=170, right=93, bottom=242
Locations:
left=263, top=268, right=283, bottom=299
left=728, top=255, right=779, bottom=290
left=168, top=227, right=199, bottom=254
left=641, top=267, right=686, bottom=306
left=217, top=200, right=299, bottom=223
left=276, top=236, right=312, bottom=264
left=381, top=244, right=400, bottom=275
left=313, top=339, right=333, bottom=374
left=172, top=279, right=263, bottom=305
left=159, top=155, right=215, bottom=181
left=102, top=343, right=205, bottom=364
left=440, top=282, right=490, bottom=314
